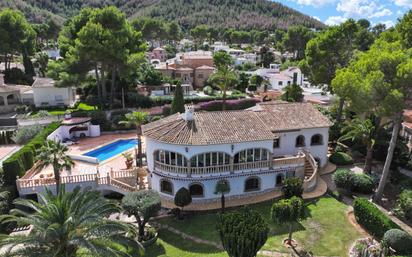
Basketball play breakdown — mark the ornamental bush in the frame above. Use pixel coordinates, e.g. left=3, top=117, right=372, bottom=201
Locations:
left=393, top=189, right=412, bottom=222
left=333, top=168, right=354, bottom=189
left=282, top=177, right=303, bottom=198
left=352, top=174, right=375, bottom=194
left=217, top=207, right=269, bottom=257
left=353, top=198, right=399, bottom=239
left=382, top=229, right=412, bottom=255
left=174, top=187, right=192, bottom=212
left=329, top=151, right=353, bottom=165
left=11, top=125, right=43, bottom=144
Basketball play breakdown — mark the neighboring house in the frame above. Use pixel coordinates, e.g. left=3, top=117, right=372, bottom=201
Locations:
left=252, top=66, right=304, bottom=90
left=32, top=77, right=76, bottom=107
left=138, top=83, right=193, bottom=97
left=0, top=75, right=33, bottom=113
left=142, top=102, right=331, bottom=201
left=156, top=51, right=215, bottom=88
left=401, top=109, right=412, bottom=151
left=147, top=47, right=167, bottom=62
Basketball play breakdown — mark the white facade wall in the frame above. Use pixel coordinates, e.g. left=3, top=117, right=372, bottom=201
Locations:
left=33, top=86, right=76, bottom=107
left=273, top=127, right=329, bottom=166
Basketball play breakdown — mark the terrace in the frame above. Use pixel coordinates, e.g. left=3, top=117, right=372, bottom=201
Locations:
left=16, top=133, right=149, bottom=196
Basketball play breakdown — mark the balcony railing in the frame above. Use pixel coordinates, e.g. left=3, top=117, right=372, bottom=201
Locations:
left=154, top=155, right=306, bottom=175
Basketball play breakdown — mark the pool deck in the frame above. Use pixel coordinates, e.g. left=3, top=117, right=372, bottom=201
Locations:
left=25, top=133, right=141, bottom=179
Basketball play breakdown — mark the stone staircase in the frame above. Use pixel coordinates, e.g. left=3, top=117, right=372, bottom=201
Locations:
left=304, top=158, right=314, bottom=179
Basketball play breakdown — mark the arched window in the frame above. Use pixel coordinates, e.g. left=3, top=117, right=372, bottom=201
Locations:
left=160, top=179, right=173, bottom=195
left=0, top=96, right=4, bottom=106
left=189, top=183, right=204, bottom=197
left=190, top=152, right=230, bottom=167
left=244, top=177, right=260, bottom=192
left=6, top=94, right=16, bottom=105
left=295, top=135, right=305, bottom=147
left=234, top=148, right=269, bottom=163
left=154, top=150, right=187, bottom=167
left=276, top=174, right=284, bottom=186
left=311, top=134, right=323, bottom=146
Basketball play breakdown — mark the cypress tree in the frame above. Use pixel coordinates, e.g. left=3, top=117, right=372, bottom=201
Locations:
left=171, top=83, right=185, bottom=114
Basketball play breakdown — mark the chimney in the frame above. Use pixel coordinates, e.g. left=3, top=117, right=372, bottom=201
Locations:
left=182, top=104, right=195, bottom=121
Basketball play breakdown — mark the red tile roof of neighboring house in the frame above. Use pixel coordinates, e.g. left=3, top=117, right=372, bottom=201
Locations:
left=195, top=65, right=215, bottom=70
left=61, top=117, right=91, bottom=126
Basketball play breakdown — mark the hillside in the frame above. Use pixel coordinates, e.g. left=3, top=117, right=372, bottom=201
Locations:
left=0, top=0, right=324, bottom=30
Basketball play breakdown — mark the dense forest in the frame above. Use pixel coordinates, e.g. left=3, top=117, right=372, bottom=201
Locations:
left=0, top=0, right=324, bottom=30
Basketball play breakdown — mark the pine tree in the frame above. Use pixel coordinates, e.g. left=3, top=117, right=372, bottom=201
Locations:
left=171, top=83, right=185, bottom=114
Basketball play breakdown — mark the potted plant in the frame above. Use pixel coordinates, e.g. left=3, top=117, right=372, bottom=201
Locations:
left=122, top=152, right=133, bottom=169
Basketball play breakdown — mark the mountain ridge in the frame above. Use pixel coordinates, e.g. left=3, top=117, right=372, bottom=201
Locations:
left=0, top=0, right=324, bottom=30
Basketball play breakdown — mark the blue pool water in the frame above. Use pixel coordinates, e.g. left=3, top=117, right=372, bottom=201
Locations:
left=83, top=139, right=138, bottom=162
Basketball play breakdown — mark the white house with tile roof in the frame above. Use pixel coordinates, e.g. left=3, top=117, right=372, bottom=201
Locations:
left=142, top=102, right=331, bottom=201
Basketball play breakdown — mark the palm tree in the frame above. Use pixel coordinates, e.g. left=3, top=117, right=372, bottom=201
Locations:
left=36, top=140, right=74, bottom=195
left=119, top=112, right=148, bottom=167
left=0, top=186, right=142, bottom=257
left=340, top=117, right=376, bottom=173
left=214, top=180, right=230, bottom=213
left=209, top=66, right=238, bottom=111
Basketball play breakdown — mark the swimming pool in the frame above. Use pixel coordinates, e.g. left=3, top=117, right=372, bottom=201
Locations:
left=83, top=139, right=138, bottom=162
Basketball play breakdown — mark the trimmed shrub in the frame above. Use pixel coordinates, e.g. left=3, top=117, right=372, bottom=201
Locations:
left=329, top=151, right=353, bottom=165
left=382, top=229, right=412, bottom=255
left=1, top=122, right=60, bottom=186
left=282, top=177, right=303, bottom=198
left=353, top=198, right=399, bottom=239
left=352, top=174, right=375, bottom=194
left=333, top=168, right=354, bottom=189
left=393, top=190, right=412, bottom=222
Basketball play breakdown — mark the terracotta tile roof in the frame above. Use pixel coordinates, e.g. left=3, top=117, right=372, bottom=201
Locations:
left=195, top=65, right=215, bottom=70
left=142, top=102, right=331, bottom=145
left=254, top=102, right=332, bottom=131
left=142, top=111, right=278, bottom=145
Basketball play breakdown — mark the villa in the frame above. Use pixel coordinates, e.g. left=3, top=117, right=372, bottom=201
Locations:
left=15, top=101, right=331, bottom=209
left=142, top=102, right=331, bottom=203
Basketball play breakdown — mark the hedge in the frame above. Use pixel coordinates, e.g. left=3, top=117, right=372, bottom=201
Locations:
left=329, top=152, right=353, bottom=165
left=1, top=122, right=60, bottom=186
left=353, top=198, right=400, bottom=239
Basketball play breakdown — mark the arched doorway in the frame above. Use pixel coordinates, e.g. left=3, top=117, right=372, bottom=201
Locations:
left=189, top=183, right=204, bottom=198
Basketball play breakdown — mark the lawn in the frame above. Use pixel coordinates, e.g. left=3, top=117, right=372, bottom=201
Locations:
left=154, top=197, right=362, bottom=257
left=30, top=102, right=97, bottom=116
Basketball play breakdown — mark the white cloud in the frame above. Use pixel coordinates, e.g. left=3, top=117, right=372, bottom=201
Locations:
left=369, top=8, right=393, bottom=18
left=325, top=15, right=348, bottom=25
left=381, top=20, right=395, bottom=27
left=393, top=0, right=412, bottom=8
left=291, top=0, right=336, bottom=7
left=336, top=0, right=393, bottom=19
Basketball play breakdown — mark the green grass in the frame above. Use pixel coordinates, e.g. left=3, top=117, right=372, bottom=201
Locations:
left=155, top=197, right=362, bottom=257
left=30, top=102, right=97, bottom=116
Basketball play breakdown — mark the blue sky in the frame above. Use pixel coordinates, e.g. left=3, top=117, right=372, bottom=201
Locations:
left=281, top=0, right=412, bottom=27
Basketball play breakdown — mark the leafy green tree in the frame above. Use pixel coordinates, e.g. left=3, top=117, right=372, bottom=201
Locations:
left=214, top=180, right=230, bottom=213
left=213, top=51, right=233, bottom=68
left=237, top=73, right=250, bottom=92
left=171, top=82, right=185, bottom=114
left=282, top=25, right=314, bottom=60
left=281, top=84, right=303, bottom=102
left=259, top=46, right=274, bottom=68
left=208, top=66, right=238, bottom=110
left=174, top=187, right=192, bottom=217
left=282, top=177, right=303, bottom=198
left=34, top=52, right=49, bottom=77
left=119, top=112, right=148, bottom=167
left=217, top=207, right=269, bottom=257
left=0, top=9, right=36, bottom=73
left=0, top=186, right=142, bottom=257
left=138, top=63, right=164, bottom=86
left=36, top=140, right=74, bottom=195
left=166, top=21, right=182, bottom=43
left=190, top=25, right=209, bottom=47
left=122, top=190, right=161, bottom=241
left=340, top=118, right=376, bottom=173
left=271, top=196, right=305, bottom=244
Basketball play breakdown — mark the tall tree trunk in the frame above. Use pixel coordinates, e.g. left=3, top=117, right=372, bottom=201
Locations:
left=53, top=164, right=60, bottom=195
left=135, top=215, right=144, bottom=240
left=364, top=142, right=373, bottom=174
left=101, top=68, right=107, bottom=102
left=222, top=87, right=227, bottom=111
left=137, top=127, right=143, bottom=167
left=336, top=98, right=345, bottom=123
left=110, top=67, right=116, bottom=107
left=94, top=65, right=102, bottom=109
left=288, top=223, right=293, bottom=244
left=374, top=116, right=402, bottom=203
left=221, top=193, right=225, bottom=213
